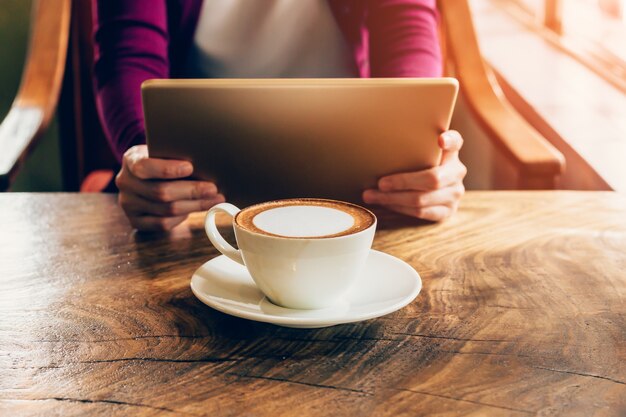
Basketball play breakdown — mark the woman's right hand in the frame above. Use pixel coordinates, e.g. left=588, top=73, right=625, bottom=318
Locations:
left=116, top=145, right=225, bottom=231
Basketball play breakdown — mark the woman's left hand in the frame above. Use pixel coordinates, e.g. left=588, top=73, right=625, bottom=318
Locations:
left=362, top=130, right=467, bottom=221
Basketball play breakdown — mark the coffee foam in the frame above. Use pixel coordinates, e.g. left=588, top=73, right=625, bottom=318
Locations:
left=235, top=199, right=375, bottom=239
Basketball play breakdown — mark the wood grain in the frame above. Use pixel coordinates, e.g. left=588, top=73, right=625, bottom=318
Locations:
left=0, top=192, right=625, bottom=416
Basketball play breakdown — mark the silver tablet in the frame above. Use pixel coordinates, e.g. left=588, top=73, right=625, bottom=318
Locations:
left=143, top=78, right=458, bottom=206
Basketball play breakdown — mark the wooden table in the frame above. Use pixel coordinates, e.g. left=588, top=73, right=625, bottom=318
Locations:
left=1, top=191, right=625, bottom=416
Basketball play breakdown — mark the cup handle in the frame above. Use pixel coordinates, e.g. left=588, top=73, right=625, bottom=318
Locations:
left=205, top=203, right=245, bottom=266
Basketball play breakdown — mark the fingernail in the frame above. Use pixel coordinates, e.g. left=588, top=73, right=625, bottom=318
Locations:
left=379, top=178, right=392, bottom=191
left=362, top=190, right=376, bottom=203
left=201, top=184, right=217, bottom=198
left=441, top=132, right=452, bottom=148
left=178, top=163, right=193, bottom=177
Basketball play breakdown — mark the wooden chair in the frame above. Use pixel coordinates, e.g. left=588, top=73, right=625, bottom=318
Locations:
left=0, top=0, right=565, bottom=192
left=0, top=0, right=116, bottom=192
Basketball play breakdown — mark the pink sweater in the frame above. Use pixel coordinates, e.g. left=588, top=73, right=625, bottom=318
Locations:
left=92, top=0, right=442, bottom=162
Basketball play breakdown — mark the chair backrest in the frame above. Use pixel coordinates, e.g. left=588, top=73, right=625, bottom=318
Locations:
left=58, top=0, right=117, bottom=191
left=0, top=0, right=69, bottom=190
left=437, top=0, right=564, bottom=189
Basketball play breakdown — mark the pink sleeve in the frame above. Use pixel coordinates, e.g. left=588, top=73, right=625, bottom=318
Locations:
left=367, top=0, right=442, bottom=77
left=92, top=0, right=170, bottom=162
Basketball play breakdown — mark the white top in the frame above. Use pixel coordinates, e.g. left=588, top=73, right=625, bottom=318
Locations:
left=188, top=0, right=357, bottom=78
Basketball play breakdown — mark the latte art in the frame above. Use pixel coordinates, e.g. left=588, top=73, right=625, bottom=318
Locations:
left=235, top=199, right=375, bottom=239
left=253, top=206, right=355, bottom=238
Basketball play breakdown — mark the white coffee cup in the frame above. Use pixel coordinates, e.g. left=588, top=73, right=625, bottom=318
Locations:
left=205, top=198, right=377, bottom=310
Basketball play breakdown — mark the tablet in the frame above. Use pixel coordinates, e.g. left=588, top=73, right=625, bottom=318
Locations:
left=143, top=78, right=458, bottom=206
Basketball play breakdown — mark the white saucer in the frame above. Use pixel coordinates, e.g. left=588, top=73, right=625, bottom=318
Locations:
left=190, top=250, right=421, bottom=328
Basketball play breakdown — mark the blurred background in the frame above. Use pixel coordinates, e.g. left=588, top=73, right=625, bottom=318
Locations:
left=1, top=0, right=624, bottom=192
left=0, top=0, right=63, bottom=191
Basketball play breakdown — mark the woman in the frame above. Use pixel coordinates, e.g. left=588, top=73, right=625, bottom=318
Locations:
left=93, top=0, right=467, bottom=231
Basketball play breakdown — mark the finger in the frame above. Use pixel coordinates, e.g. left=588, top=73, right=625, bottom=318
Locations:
left=116, top=172, right=218, bottom=203
left=439, top=130, right=463, bottom=152
left=378, top=162, right=466, bottom=192
left=120, top=192, right=225, bottom=217
left=124, top=146, right=193, bottom=180
left=385, top=204, right=453, bottom=222
left=130, top=215, right=189, bottom=232
left=363, top=184, right=464, bottom=208
left=439, top=130, right=464, bottom=165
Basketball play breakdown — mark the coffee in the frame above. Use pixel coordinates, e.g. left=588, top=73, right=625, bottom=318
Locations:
left=206, top=199, right=377, bottom=308
left=235, top=198, right=375, bottom=239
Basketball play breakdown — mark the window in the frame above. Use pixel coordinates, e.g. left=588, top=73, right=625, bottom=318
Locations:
left=470, top=0, right=626, bottom=191
left=561, top=0, right=625, bottom=77
left=502, top=0, right=626, bottom=89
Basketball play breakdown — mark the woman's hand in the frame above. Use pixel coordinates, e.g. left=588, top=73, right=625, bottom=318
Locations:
left=116, top=145, right=225, bottom=231
left=362, top=130, right=467, bottom=221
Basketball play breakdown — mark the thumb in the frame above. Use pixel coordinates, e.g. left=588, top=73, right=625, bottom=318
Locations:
left=438, top=130, right=463, bottom=165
